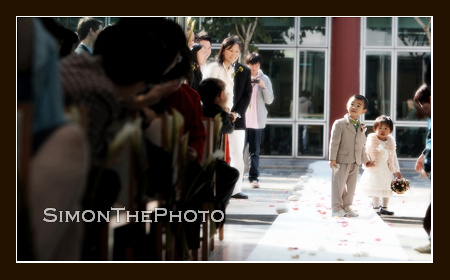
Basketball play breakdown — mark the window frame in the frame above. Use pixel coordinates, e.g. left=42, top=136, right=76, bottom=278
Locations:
left=361, top=17, right=431, bottom=160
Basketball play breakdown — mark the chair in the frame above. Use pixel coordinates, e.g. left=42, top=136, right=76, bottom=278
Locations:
left=144, top=111, right=186, bottom=261
left=194, top=117, right=228, bottom=260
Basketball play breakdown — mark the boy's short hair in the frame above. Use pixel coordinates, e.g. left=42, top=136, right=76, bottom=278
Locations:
left=373, top=115, right=394, bottom=131
left=198, top=78, right=225, bottom=106
left=347, top=94, right=369, bottom=109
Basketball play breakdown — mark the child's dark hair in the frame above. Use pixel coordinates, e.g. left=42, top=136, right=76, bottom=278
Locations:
left=198, top=78, right=225, bottom=106
left=348, top=94, right=369, bottom=109
left=246, top=52, right=263, bottom=65
left=373, top=115, right=393, bottom=132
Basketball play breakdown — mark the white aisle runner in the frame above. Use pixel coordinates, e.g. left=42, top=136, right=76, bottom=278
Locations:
left=246, top=162, right=408, bottom=262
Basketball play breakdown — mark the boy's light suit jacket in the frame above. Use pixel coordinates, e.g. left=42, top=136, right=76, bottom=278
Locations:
left=329, top=114, right=369, bottom=165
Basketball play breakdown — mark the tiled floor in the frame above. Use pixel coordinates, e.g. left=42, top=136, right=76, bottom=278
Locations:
left=207, top=221, right=431, bottom=262
left=208, top=224, right=271, bottom=261
left=203, top=161, right=432, bottom=262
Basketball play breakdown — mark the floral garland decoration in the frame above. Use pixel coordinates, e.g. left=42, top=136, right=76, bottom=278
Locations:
left=232, top=66, right=244, bottom=78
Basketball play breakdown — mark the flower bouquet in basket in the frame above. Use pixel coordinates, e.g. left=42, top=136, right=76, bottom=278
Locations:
left=391, top=177, right=410, bottom=194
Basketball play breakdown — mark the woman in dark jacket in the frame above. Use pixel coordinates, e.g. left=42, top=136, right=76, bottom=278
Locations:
left=189, top=43, right=207, bottom=91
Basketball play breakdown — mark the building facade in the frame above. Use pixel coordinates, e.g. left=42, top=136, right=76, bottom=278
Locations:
left=192, top=17, right=431, bottom=161
left=56, top=16, right=431, bottom=161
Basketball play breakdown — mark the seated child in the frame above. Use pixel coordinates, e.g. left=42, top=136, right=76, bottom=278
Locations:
left=197, top=78, right=239, bottom=221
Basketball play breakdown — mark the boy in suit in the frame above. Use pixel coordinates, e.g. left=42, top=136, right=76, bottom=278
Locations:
left=329, top=94, right=373, bottom=217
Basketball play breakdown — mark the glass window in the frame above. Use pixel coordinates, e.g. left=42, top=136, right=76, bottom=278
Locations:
left=207, top=49, right=219, bottom=64
left=297, top=125, right=323, bottom=156
left=193, top=17, right=232, bottom=44
left=364, top=125, right=374, bottom=137
left=109, top=17, right=121, bottom=25
left=364, top=51, right=391, bottom=120
left=396, top=52, right=429, bottom=120
left=298, top=50, right=325, bottom=120
left=53, top=17, right=107, bottom=32
left=299, top=17, right=327, bottom=46
left=252, top=17, right=295, bottom=45
left=396, top=126, right=428, bottom=158
left=260, top=124, right=292, bottom=156
left=365, top=17, right=392, bottom=46
left=193, top=17, right=295, bottom=45
left=258, top=50, right=294, bottom=119
left=53, top=17, right=80, bottom=32
left=397, top=17, right=431, bottom=47
left=206, top=49, right=294, bottom=120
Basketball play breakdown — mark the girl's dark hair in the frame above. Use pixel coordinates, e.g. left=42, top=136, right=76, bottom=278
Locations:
left=198, top=78, right=225, bottom=106
left=373, top=115, right=394, bottom=132
left=217, top=35, right=241, bottom=66
left=246, top=52, right=263, bottom=65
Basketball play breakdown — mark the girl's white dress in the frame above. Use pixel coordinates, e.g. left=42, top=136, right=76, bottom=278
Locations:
left=359, top=133, right=400, bottom=198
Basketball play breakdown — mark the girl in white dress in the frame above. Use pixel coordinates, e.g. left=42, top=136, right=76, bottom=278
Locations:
left=360, top=115, right=402, bottom=215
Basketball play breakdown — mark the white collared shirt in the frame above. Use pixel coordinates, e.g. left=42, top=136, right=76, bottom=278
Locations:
left=203, top=61, right=235, bottom=109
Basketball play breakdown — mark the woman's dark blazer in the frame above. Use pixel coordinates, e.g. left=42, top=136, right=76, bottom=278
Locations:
left=231, top=62, right=252, bottom=130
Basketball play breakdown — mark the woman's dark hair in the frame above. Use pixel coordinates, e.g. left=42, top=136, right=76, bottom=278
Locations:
left=246, top=52, right=263, bottom=65
left=373, top=115, right=394, bottom=132
left=38, top=18, right=79, bottom=57
left=217, top=35, right=241, bottom=66
left=414, top=83, right=431, bottom=106
left=95, top=18, right=186, bottom=86
left=117, top=17, right=187, bottom=82
left=190, top=43, right=203, bottom=81
left=413, top=83, right=431, bottom=119
left=161, top=45, right=192, bottom=82
left=198, top=78, right=226, bottom=106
